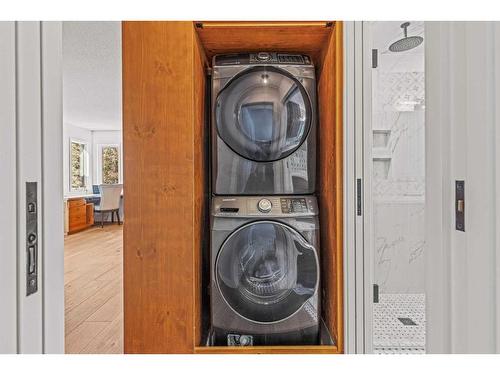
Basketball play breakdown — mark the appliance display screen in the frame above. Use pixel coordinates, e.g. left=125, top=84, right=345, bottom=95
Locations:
left=280, top=198, right=308, bottom=213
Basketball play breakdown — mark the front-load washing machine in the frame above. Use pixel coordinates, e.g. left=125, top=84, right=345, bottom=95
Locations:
left=210, top=195, right=320, bottom=346
left=212, top=52, right=317, bottom=195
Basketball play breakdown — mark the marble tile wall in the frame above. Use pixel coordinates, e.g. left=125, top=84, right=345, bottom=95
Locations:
left=372, top=68, right=425, bottom=294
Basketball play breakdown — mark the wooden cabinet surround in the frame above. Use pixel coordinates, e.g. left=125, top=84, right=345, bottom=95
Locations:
left=66, top=198, right=94, bottom=234
left=122, top=21, right=343, bottom=354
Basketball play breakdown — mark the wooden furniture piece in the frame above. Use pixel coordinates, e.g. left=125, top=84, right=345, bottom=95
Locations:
left=66, top=197, right=94, bottom=234
left=86, top=203, right=94, bottom=227
left=123, top=21, right=343, bottom=354
left=195, top=21, right=333, bottom=63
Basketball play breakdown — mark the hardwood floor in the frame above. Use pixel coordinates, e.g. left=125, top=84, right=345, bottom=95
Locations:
left=64, top=224, right=123, bottom=354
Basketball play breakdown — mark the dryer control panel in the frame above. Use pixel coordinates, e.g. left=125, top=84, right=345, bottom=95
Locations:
left=214, top=52, right=312, bottom=66
left=212, top=196, right=318, bottom=218
left=280, top=197, right=308, bottom=214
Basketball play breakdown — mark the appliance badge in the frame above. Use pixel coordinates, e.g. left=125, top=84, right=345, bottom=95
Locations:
left=227, top=334, right=253, bottom=346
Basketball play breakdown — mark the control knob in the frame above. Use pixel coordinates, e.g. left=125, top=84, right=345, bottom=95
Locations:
left=257, top=198, right=272, bottom=213
left=257, top=52, right=270, bottom=61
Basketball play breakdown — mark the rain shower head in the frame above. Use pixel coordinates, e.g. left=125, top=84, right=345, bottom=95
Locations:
left=389, top=22, right=423, bottom=52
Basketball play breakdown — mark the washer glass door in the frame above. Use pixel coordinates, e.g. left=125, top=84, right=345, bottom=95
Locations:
left=216, top=221, right=318, bottom=323
left=216, top=66, right=312, bottom=162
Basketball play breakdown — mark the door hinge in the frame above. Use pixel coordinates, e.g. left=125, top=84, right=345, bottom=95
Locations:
left=372, top=49, right=378, bottom=69
left=356, top=178, right=362, bottom=216
left=373, top=284, right=379, bottom=303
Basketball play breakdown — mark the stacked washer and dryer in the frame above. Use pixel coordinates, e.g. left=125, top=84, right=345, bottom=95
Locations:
left=210, top=52, right=321, bottom=346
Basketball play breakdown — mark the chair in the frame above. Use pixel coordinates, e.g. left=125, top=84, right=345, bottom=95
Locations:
left=95, top=184, right=123, bottom=228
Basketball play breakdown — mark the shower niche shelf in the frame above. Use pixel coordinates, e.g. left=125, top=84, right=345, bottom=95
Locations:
left=373, top=129, right=391, bottom=149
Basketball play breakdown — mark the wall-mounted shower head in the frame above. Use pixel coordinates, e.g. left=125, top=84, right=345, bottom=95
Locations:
left=389, top=22, right=423, bottom=52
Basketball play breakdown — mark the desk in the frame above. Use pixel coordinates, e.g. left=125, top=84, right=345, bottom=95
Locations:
left=64, top=197, right=94, bottom=234
left=64, top=193, right=124, bottom=235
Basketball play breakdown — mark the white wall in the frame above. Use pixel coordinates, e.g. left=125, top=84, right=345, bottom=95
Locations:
left=426, top=21, right=500, bottom=353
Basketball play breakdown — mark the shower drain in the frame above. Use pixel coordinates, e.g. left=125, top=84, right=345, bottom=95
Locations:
left=398, top=317, right=417, bottom=326
left=373, top=293, right=426, bottom=354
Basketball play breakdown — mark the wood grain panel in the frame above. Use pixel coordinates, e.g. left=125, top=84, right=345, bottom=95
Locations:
left=67, top=198, right=94, bottom=234
left=333, top=23, right=344, bottom=353
left=192, top=28, right=208, bottom=347
left=317, top=22, right=344, bottom=353
left=68, top=208, right=88, bottom=233
left=123, top=21, right=202, bottom=353
left=86, top=203, right=94, bottom=225
left=68, top=198, right=85, bottom=208
left=195, top=21, right=334, bottom=63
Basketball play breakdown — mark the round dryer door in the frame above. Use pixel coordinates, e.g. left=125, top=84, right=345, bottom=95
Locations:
left=215, top=66, right=312, bottom=162
left=215, top=221, right=319, bottom=323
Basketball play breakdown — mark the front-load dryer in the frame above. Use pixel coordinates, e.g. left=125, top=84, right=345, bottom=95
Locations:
left=212, top=52, right=317, bottom=195
left=210, top=195, right=320, bottom=346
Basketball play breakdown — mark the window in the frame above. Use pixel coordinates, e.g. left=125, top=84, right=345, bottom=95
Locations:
left=70, top=140, right=89, bottom=190
left=99, top=144, right=121, bottom=184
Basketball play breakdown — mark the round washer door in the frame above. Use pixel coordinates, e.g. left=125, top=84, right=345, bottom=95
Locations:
left=215, top=66, right=312, bottom=162
left=216, top=221, right=319, bottom=323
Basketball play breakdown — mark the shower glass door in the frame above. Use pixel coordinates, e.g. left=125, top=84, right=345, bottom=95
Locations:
left=365, top=21, right=426, bottom=354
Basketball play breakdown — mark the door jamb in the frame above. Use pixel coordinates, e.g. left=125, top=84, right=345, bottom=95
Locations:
left=343, top=21, right=371, bottom=354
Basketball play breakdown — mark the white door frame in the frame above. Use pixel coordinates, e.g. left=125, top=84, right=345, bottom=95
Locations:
left=342, top=20, right=357, bottom=354
left=343, top=21, right=372, bottom=354
left=345, top=21, right=418, bottom=354
left=16, top=21, right=45, bottom=353
left=0, top=21, right=63, bottom=354
left=0, top=21, right=18, bottom=354
left=41, top=21, right=64, bottom=354
left=361, top=21, right=377, bottom=354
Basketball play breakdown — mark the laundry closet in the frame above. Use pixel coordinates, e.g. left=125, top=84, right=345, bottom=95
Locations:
left=122, top=21, right=343, bottom=354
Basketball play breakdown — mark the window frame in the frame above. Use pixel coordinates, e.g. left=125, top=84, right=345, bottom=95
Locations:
left=96, top=143, right=122, bottom=185
left=69, top=138, right=90, bottom=192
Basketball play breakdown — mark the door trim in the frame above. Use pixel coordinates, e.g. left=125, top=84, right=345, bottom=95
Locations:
left=0, top=21, right=18, bottom=354
left=360, top=21, right=375, bottom=354
left=16, top=21, right=44, bottom=353
left=343, top=21, right=370, bottom=354
left=40, top=21, right=64, bottom=353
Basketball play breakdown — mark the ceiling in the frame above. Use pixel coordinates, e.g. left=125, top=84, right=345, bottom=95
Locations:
left=63, top=21, right=122, bottom=131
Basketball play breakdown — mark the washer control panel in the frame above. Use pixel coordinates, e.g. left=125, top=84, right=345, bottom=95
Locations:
left=280, top=197, right=308, bottom=214
left=213, top=196, right=318, bottom=217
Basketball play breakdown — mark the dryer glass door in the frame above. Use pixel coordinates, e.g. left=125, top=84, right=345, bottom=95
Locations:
left=216, top=66, right=312, bottom=162
left=216, top=221, right=318, bottom=323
